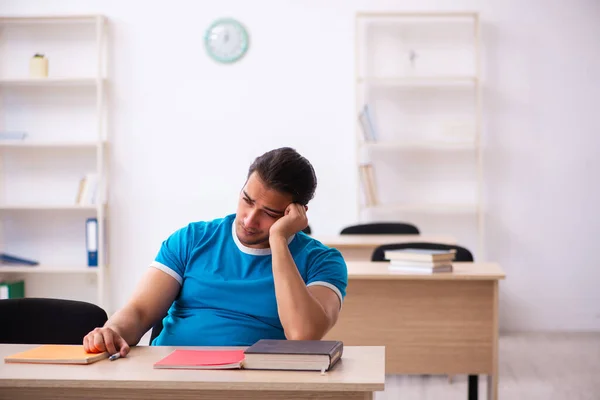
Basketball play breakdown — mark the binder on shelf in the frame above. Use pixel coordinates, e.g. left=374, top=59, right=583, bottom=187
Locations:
left=0, top=253, right=39, bottom=266
left=86, top=218, right=98, bottom=267
left=0, top=280, right=25, bottom=299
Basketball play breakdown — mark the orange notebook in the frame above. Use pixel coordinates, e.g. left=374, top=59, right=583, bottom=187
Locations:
left=153, top=350, right=245, bottom=370
left=4, top=345, right=109, bottom=365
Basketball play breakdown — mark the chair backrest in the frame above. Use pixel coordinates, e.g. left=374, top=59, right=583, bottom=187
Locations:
left=0, top=297, right=108, bottom=344
left=149, top=317, right=164, bottom=345
left=340, top=222, right=419, bottom=235
left=371, top=242, right=474, bottom=262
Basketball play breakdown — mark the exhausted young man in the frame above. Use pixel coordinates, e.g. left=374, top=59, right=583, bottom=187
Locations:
left=83, top=147, right=347, bottom=356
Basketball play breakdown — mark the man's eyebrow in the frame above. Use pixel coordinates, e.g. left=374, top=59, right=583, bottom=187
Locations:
left=242, top=191, right=254, bottom=202
left=243, top=191, right=285, bottom=215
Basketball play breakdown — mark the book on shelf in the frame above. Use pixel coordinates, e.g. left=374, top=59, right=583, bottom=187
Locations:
left=358, top=163, right=378, bottom=207
left=4, top=345, right=108, bottom=365
left=358, top=104, right=378, bottom=142
left=0, top=131, right=27, bottom=141
left=75, top=173, right=100, bottom=206
left=153, top=339, right=344, bottom=373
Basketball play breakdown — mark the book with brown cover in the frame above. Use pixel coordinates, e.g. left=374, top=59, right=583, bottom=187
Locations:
left=243, top=339, right=344, bottom=372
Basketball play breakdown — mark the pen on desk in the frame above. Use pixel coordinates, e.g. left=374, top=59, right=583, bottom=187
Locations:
left=109, top=353, right=121, bottom=361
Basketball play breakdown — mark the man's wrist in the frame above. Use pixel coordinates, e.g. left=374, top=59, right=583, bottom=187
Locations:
left=269, top=233, right=288, bottom=246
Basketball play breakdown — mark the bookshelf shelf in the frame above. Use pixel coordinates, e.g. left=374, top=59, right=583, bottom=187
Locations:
left=365, top=203, right=479, bottom=213
left=361, top=141, right=476, bottom=151
left=0, top=15, right=109, bottom=307
left=0, top=140, right=106, bottom=148
left=0, top=77, right=101, bottom=87
left=0, top=15, right=101, bottom=25
left=0, top=204, right=103, bottom=211
left=355, top=11, right=484, bottom=258
left=357, top=76, right=478, bottom=86
left=0, top=265, right=100, bottom=274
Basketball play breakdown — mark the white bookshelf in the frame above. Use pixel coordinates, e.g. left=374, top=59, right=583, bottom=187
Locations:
left=0, top=15, right=109, bottom=308
left=355, top=11, right=484, bottom=258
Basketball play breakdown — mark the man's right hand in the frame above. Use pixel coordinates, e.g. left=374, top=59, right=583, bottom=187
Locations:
left=83, top=327, right=130, bottom=357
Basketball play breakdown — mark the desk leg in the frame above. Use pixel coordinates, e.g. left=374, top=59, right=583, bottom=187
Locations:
left=488, top=280, right=499, bottom=400
left=468, top=375, right=478, bottom=400
left=487, top=374, right=498, bottom=400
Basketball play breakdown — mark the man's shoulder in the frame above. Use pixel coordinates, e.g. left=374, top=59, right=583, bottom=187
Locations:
left=170, top=214, right=234, bottom=246
left=292, top=233, right=345, bottom=263
left=182, top=214, right=235, bottom=233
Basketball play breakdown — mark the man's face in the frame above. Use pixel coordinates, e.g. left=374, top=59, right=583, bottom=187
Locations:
left=235, top=172, right=293, bottom=248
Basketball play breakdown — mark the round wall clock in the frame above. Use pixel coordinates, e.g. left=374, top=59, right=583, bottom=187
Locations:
left=204, top=18, right=249, bottom=64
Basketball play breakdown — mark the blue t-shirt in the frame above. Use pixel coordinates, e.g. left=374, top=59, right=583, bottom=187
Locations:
left=150, top=214, right=348, bottom=346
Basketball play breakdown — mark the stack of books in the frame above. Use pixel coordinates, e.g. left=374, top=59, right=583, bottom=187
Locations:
left=153, top=339, right=344, bottom=373
left=384, top=248, right=456, bottom=274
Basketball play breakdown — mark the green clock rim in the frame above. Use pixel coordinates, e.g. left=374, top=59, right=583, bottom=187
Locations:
left=204, top=17, right=249, bottom=64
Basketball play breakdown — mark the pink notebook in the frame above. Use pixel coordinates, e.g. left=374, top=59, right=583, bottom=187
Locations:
left=153, top=350, right=245, bottom=370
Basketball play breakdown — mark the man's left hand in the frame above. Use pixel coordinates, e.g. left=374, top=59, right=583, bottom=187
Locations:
left=269, top=203, right=308, bottom=241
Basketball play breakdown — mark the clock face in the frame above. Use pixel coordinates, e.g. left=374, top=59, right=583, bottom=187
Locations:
left=204, top=18, right=249, bottom=64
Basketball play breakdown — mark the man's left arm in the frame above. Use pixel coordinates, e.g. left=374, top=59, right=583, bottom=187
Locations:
left=270, top=235, right=343, bottom=340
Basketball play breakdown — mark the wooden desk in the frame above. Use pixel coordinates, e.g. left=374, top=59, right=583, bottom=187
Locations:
left=315, top=234, right=457, bottom=261
left=0, top=345, right=385, bottom=400
left=324, top=261, right=505, bottom=400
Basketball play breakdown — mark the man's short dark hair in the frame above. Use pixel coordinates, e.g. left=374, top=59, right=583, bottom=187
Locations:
left=247, top=147, right=317, bottom=205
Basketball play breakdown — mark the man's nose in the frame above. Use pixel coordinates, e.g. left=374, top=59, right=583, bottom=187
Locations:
left=244, top=210, right=259, bottom=228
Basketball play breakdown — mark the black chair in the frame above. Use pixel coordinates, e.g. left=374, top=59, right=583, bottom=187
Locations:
left=149, top=317, right=165, bottom=345
left=371, top=242, right=474, bottom=262
left=340, top=222, right=419, bottom=235
left=371, top=241, right=478, bottom=400
left=0, top=297, right=108, bottom=344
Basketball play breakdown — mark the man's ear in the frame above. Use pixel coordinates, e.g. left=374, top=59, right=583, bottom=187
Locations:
left=304, top=205, right=308, bottom=212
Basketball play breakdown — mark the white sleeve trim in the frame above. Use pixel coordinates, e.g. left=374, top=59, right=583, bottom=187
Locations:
left=307, top=281, right=343, bottom=310
left=150, top=261, right=183, bottom=285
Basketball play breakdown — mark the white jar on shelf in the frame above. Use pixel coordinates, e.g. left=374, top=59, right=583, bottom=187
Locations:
left=29, top=54, right=48, bottom=78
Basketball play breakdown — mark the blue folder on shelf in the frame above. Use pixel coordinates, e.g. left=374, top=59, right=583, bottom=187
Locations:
left=0, top=253, right=39, bottom=266
left=86, top=218, right=98, bottom=267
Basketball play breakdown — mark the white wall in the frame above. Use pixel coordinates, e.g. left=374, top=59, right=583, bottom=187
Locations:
left=1, top=0, right=599, bottom=332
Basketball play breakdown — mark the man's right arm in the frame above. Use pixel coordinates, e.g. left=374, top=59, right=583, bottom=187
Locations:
left=83, top=267, right=180, bottom=356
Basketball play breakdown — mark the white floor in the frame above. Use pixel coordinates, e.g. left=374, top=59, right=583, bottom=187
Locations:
left=377, top=332, right=600, bottom=400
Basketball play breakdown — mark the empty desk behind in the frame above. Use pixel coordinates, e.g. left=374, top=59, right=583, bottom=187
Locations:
left=315, top=234, right=457, bottom=261
left=324, top=261, right=505, bottom=400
